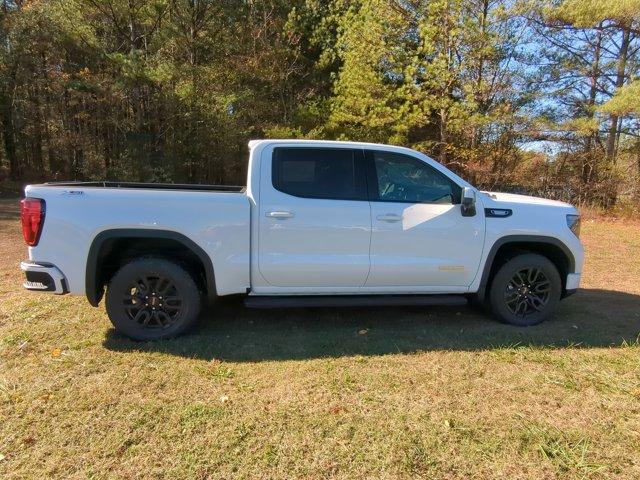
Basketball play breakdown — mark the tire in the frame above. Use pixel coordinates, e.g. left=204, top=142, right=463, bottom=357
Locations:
left=488, top=253, right=561, bottom=326
left=105, top=257, right=202, bottom=341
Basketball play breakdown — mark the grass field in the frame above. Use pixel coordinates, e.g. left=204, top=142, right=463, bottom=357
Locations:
left=1, top=198, right=639, bottom=479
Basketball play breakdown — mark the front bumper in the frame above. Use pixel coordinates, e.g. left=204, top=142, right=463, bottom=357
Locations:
left=566, top=273, right=581, bottom=290
left=20, top=261, right=69, bottom=294
left=563, top=272, right=581, bottom=298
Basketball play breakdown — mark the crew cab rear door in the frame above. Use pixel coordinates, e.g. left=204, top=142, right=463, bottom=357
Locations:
left=257, top=146, right=371, bottom=288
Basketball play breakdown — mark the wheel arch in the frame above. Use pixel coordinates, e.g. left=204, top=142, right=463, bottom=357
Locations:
left=86, top=229, right=217, bottom=307
left=477, top=235, right=576, bottom=300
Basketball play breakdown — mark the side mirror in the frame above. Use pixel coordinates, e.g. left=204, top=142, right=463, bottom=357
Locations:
left=461, top=187, right=476, bottom=217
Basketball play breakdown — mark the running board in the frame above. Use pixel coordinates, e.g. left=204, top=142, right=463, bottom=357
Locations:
left=244, top=295, right=467, bottom=309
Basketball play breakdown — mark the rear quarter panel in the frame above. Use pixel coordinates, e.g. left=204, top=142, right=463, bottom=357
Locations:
left=24, top=185, right=251, bottom=297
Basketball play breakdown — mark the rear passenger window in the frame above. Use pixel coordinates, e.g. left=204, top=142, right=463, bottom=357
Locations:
left=272, top=148, right=366, bottom=200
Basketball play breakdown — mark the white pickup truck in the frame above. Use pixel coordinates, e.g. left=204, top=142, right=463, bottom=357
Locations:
left=20, top=139, right=583, bottom=340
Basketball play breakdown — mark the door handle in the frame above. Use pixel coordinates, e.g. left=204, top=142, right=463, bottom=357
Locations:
left=376, top=214, right=403, bottom=222
left=266, top=211, right=294, bottom=219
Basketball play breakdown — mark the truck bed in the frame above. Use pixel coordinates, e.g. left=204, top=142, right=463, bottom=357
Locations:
left=25, top=182, right=251, bottom=298
left=42, top=181, right=246, bottom=193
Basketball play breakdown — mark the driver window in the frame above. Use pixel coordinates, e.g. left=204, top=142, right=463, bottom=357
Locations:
left=372, top=151, right=460, bottom=204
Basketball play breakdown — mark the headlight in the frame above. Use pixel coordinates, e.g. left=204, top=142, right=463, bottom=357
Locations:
left=566, top=214, right=580, bottom=237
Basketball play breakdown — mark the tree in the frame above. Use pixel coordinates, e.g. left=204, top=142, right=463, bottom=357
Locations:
left=328, top=0, right=532, bottom=185
left=526, top=0, right=640, bottom=204
left=0, top=0, right=638, bottom=210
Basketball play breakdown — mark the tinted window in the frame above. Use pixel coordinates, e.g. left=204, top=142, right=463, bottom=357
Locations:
left=371, top=151, right=460, bottom=204
left=273, top=148, right=366, bottom=200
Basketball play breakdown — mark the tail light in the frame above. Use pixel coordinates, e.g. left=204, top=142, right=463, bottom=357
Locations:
left=20, top=197, right=46, bottom=246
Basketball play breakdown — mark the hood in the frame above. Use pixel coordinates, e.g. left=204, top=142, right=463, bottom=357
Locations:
left=481, top=191, right=575, bottom=210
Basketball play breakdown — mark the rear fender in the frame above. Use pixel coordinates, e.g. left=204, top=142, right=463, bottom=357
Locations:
left=85, top=229, right=216, bottom=306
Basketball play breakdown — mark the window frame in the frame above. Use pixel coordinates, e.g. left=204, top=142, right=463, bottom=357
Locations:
left=364, top=149, right=462, bottom=205
left=271, top=147, right=368, bottom=201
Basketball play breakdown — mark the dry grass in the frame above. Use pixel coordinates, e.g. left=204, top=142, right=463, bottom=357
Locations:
left=1, top=198, right=639, bottom=479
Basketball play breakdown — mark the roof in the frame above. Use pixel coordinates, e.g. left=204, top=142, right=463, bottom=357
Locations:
left=247, top=138, right=416, bottom=152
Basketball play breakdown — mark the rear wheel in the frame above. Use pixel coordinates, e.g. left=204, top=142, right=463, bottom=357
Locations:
left=105, top=257, right=202, bottom=340
left=489, top=253, right=561, bottom=326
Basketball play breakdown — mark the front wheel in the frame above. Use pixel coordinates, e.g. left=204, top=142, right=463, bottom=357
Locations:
left=105, top=257, right=202, bottom=341
left=489, top=253, right=561, bottom=326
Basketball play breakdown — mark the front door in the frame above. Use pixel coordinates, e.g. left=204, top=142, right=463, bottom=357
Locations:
left=365, top=150, right=485, bottom=289
left=257, top=146, right=371, bottom=289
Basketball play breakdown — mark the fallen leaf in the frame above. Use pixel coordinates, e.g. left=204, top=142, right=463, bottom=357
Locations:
left=330, top=406, right=344, bottom=414
left=51, top=348, right=61, bottom=357
left=23, top=436, right=35, bottom=447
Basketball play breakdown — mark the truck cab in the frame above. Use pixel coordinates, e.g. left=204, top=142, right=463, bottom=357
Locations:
left=21, top=139, right=584, bottom=340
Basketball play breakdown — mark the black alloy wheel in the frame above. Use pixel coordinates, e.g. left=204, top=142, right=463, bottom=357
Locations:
left=106, top=257, right=202, bottom=340
left=123, top=275, right=183, bottom=329
left=504, top=267, right=551, bottom=317
left=489, top=253, right=561, bottom=326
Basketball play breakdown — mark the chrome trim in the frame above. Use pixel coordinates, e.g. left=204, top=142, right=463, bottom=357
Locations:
left=20, top=261, right=68, bottom=294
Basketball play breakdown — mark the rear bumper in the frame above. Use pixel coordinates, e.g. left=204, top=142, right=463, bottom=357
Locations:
left=20, top=261, right=69, bottom=294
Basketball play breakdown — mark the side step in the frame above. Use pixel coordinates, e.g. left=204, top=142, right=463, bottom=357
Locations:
left=244, top=294, right=467, bottom=309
